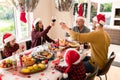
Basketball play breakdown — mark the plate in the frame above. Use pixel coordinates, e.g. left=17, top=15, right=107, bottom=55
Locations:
left=40, top=50, right=53, bottom=59
left=0, top=66, right=13, bottom=70
left=32, top=50, right=53, bottom=60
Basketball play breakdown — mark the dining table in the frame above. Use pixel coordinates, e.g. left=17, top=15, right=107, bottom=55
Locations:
left=0, top=41, right=89, bottom=80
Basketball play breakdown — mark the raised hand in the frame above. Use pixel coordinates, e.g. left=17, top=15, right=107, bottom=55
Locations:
left=59, top=22, right=70, bottom=33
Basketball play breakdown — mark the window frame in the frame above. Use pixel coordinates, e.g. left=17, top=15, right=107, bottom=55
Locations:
left=0, top=0, right=33, bottom=47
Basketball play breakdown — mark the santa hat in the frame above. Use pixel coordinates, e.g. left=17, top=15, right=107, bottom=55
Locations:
left=63, top=49, right=81, bottom=79
left=32, top=18, right=41, bottom=28
left=76, top=16, right=85, bottom=22
left=93, top=14, right=106, bottom=27
left=3, top=33, right=15, bottom=44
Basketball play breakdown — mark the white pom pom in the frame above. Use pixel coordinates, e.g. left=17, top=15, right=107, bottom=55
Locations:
left=63, top=73, right=68, bottom=79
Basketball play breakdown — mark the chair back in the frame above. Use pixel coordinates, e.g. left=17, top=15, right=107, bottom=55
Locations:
left=0, top=50, right=6, bottom=59
left=98, top=52, right=116, bottom=75
left=86, top=65, right=99, bottom=80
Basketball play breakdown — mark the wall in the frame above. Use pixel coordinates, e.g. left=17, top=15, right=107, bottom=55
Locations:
left=33, top=0, right=74, bottom=39
left=110, top=0, right=120, bottom=28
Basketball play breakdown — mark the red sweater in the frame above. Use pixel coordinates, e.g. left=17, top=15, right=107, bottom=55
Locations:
left=31, top=26, right=55, bottom=48
left=4, top=43, right=19, bottom=57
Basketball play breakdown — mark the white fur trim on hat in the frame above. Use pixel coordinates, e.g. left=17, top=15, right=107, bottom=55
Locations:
left=99, top=20, right=105, bottom=25
left=76, top=16, right=85, bottom=22
left=64, top=48, right=81, bottom=65
left=4, top=35, right=15, bottom=43
left=33, top=18, right=41, bottom=27
left=63, top=73, right=68, bottom=79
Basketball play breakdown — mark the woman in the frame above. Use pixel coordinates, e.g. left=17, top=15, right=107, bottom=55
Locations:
left=31, top=18, right=55, bottom=48
left=3, top=33, right=19, bottom=58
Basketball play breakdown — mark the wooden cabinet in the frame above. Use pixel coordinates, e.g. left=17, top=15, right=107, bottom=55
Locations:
left=104, top=28, right=120, bottom=45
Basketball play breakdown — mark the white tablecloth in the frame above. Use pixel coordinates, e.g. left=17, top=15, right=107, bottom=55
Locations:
left=0, top=44, right=89, bottom=80
left=0, top=46, right=63, bottom=80
left=0, top=61, right=62, bottom=80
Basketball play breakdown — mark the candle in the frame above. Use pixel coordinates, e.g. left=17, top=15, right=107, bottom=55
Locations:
left=19, top=54, right=23, bottom=67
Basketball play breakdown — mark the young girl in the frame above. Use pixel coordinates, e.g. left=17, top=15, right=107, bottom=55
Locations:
left=52, top=49, right=86, bottom=80
left=3, top=33, right=19, bottom=58
left=31, top=18, right=55, bottom=48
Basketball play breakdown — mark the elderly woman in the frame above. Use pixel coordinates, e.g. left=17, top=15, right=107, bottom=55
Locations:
left=31, top=18, right=55, bottom=48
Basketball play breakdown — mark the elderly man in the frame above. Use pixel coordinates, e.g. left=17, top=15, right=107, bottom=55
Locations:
left=60, top=14, right=111, bottom=73
left=66, top=16, right=90, bottom=37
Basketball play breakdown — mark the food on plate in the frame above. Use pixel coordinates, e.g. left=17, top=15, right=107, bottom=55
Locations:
left=40, top=51, right=52, bottom=59
left=33, top=64, right=39, bottom=70
left=22, top=55, right=35, bottom=67
left=0, top=59, right=13, bottom=68
left=21, top=68, right=30, bottom=73
left=20, top=63, right=47, bottom=74
left=68, top=42, right=79, bottom=47
left=38, top=63, right=46, bottom=69
left=59, top=39, right=68, bottom=46
left=27, top=66, right=34, bottom=71
left=41, top=60, right=48, bottom=64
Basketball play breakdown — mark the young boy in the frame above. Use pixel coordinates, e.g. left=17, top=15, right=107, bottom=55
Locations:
left=52, top=49, right=86, bottom=80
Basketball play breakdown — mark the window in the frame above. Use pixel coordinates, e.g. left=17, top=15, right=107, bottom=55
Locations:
left=0, top=0, right=33, bottom=47
left=0, top=0, right=15, bottom=46
left=90, top=2, right=98, bottom=22
left=100, top=3, right=112, bottom=12
left=99, top=3, right=112, bottom=25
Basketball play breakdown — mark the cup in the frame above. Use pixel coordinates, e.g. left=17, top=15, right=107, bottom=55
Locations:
left=51, top=16, right=56, bottom=22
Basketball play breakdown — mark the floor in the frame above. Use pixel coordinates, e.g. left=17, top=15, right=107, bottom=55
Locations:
left=95, top=66, right=120, bottom=80
left=95, top=44, right=120, bottom=80
left=108, top=44, right=120, bottom=63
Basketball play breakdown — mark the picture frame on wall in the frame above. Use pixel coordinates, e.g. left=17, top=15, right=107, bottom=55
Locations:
left=100, top=3, right=112, bottom=12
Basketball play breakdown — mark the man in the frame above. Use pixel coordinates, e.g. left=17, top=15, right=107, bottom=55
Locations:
left=60, top=14, right=111, bottom=73
left=66, top=16, right=90, bottom=37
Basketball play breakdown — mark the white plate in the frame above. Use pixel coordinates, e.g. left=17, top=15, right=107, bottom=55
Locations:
left=0, top=66, right=13, bottom=70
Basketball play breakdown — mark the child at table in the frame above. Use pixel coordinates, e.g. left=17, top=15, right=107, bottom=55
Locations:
left=3, top=33, right=19, bottom=58
left=52, top=49, right=86, bottom=80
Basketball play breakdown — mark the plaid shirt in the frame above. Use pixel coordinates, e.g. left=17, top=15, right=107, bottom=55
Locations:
left=55, top=61, right=86, bottom=80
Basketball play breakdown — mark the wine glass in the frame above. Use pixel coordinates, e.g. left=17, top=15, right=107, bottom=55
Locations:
left=51, top=16, right=56, bottom=22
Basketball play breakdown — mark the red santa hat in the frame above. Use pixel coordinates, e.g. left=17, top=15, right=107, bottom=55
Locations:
left=3, top=33, right=15, bottom=44
left=32, top=18, right=41, bottom=28
left=63, top=49, right=81, bottom=78
left=93, top=14, right=106, bottom=27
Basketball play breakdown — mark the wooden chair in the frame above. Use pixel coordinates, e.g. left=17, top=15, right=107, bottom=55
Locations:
left=97, top=52, right=116, bottom=80
left=0, top=50, right=6, bottom=59
left=26, top=40, right=32, bottom=50
left=86, top=65, right=99, bottom=80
